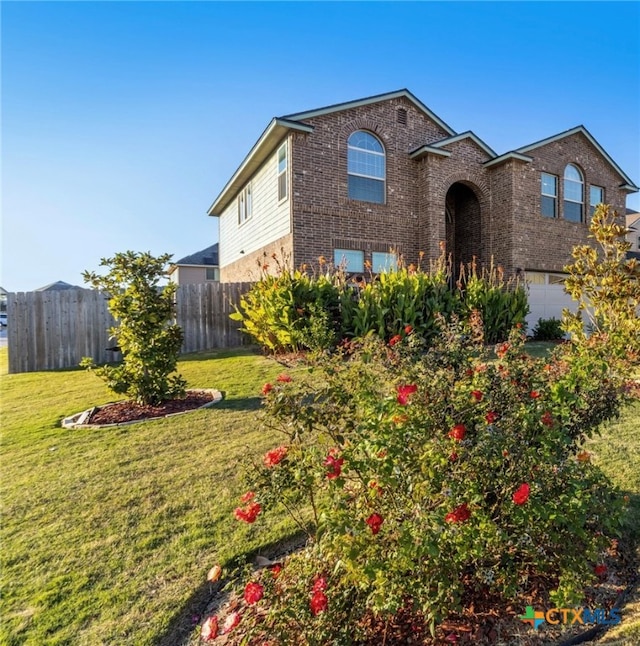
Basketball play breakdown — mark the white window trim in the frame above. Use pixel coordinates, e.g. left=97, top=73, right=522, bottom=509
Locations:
left=563, top=164, right=584, bottom=222
left=238, top=182, right=253, bottom=226
left=347, top=131, right=386, bottom=203
left=277, top=142, right=288, bottom=203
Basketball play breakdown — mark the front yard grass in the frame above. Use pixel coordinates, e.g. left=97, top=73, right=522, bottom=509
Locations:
left=1, top=343, right=638, bottom=645
left=0, top=346, right=295, bottom=646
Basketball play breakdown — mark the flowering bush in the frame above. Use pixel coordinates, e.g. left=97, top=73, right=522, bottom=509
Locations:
left=201, top=314, right=629, bottom=643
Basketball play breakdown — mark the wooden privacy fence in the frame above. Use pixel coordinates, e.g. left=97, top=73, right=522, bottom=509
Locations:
left=6, top=282, right=253, bottom=374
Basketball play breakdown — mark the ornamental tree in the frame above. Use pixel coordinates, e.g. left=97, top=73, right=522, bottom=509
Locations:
left=81, top=251, right=186, bottom=405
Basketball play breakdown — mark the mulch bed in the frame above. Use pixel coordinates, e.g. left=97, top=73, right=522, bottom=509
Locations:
left=87, top=391, right=216, bottom=425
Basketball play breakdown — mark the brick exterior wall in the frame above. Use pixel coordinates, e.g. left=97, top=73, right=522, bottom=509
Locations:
left=219, top=94, right=633, bottom=281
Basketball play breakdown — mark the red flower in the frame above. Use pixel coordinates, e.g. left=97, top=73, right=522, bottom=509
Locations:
left=261, top=383, right=274, bottom=395
left=448, top=424, right=466, bottom=442
left=389, top=334, right=402, bottom=347
left=541, top=411, right=554, bottom=427
left=471, top=390, right=483, bottom=402
left=392, top=414, right=408, bottom=425
left=312, top=576, right=327, bottom=593
left=366, top=513, right=384, bottom=535
left=310, top=590, right=328, bottom=616
left=594, top=564, right=607, bottom=577
left=244, top=581, right=264, bottom=605
left=270, top=563, right=283, bottom=578
left=496, top=342, right=510, bottom=358
left=200, top=616, right=218, bottom=641
left=263, top=445, right=288, bottom=467
left=404, top=324, right=413, bottom=334
left=512, top=483, right=531, bottom=505
left=449, top=452, right=458, bottom=462
left=485, top=411, right=499, bottom=424
left=530, top=390, right=541, bottom=399
left=240, top=491, right=255, bottom=503
left=234, top=501, right=262, bottom=523
left=324, top=449, right=344, bottom=479
left=445, top=503, right=471, bottom=523
left=397, top=384, right=418, bottom=405
left=221, top=611, right=241, bottom=634
left=276, top=373, right=292, bottom=383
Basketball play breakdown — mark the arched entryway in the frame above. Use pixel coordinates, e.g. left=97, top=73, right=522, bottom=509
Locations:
left=445, top=182, right=482, bottom=277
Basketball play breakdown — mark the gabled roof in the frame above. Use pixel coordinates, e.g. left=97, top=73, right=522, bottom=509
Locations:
left=35, top=280, right=83, bottom=291
left=516, top=125, right=639, bottom=192
left=282, top=89, right=456, bottom=137
left=173, top=244, right=219, bottom=267
left=428, top=131, right=497, bottom=159
left=208, top=89, right=457, bottom=217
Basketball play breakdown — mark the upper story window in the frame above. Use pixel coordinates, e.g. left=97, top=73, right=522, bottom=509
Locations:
left=347, top=131, right=385, bottom=204
left=589, top=185, right=604, bottom=218
left=563, top=164, right=584, bottom=223
left=238, top=183, right=252, bottom=225
left=277, top=142, right=288, bottom=202
left=541, top=173, right=558, bottom=218
left=333, top=249, right=364, bottom=273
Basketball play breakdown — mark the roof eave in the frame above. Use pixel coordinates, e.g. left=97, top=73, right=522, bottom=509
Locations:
left=409, top=145, right=452, bottom=160
left=207, top=118, right=314, bottom=217
left=621, top=183, right=639, bottom=193
left=430, top=131, right=497, bottom=159
left=483, top=152, right=533, bottom=169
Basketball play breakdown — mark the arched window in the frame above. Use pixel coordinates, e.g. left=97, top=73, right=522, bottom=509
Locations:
left=563, top=164, right=584, bottom=222
left=347, top=131, right=385, bottom=203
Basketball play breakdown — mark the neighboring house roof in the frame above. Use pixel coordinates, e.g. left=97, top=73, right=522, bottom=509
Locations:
left=515, top=125, right=639, bottom=192
left=35, top=280, right=83, bottom=291
left=625, top=212, right=640, bottom=229
left=170, top=244, right=219, bottom=274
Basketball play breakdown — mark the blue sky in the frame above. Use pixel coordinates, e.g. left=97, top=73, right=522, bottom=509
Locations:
left=2, top=1, right=639, bottom=292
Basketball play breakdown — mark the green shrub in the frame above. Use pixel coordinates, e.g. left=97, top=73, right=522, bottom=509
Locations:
left=80, top=251, right=185, bottom=405
left=458, top=258, right=529, bottom=343
left=205, top=321, right=627, bottom=643
left=532, top=317, right=565, bottom=341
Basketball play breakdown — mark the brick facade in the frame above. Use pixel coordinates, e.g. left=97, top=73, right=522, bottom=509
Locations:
left=211, top=91, right=636, bottom=281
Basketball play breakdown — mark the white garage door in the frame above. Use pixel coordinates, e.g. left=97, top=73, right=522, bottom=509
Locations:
left=525, top=272, right=578, bottom=333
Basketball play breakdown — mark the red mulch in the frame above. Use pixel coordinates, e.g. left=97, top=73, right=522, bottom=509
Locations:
left=88, top=391, right=215, bottom=425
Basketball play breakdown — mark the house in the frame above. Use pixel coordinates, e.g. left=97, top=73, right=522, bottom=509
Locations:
left=35, top=280, right=84, bottom=291
left=626, top=209, right=640, bottom=258
left=168, top=244, right=219, bottom=285
left=207, top=89, right=638, bottom=325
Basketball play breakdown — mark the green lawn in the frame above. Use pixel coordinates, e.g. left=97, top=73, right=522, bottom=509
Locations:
left=0, top=346, right=297, bottom=646
left=1, top=344, right=638, bottom=645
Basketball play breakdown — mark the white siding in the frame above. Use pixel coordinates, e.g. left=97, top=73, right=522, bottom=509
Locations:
left=219, top=142, right=291, bottom=267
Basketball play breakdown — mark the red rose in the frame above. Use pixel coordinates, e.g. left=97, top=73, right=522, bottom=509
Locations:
left=448, top=424, right=466, bottom=442
left=389, top=334, right=402, bottom=347
left=397, top=384, right=418, bottom=405
left=594, top=564, right=607, bottom=577
left=240, top=491, right=255, bottom=503
left=244, top=581, right=264, bottom=605
left=263, top=445, right=288, bottom=467
left=270, top=563, right=283, bottom=578
left=221, top=611, right=241, bottom=634
left=496, top=342, right=510, bottom=358
left=324, top=449, right=344, bottom=479
left=512, top=483, right=531, bottom=505
left=541, top=411, right=554, bottom=427
left=404, top=324, right=413, bottom=334
left=276, top=373, right=292, bottom=383
left=485, top=411, right=499, bottom=424
left=261, top=383, right=273, bottom=395
left=310, top=590, right=328, bottom=615
left=471, top=390, right=483, bottom=402
left=234, top=501, right=262, bottom=523
left=449, top=452, right=458, bottom=462
left=366, top=513, right=384, bottom=535
left=445, top=503, right=471, bottom=523
left=530, top=390, right=541, bottom=399
left=200, top=616, right=218, bottom=641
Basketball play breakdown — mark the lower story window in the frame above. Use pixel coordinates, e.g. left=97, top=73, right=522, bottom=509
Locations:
left=372, top=251, right=397, bottom=272
left=206, top=267, right=220, bottom=281
left=333, top=249, right=364, bottom=273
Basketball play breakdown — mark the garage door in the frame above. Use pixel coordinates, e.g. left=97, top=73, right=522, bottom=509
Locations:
left=525, top=272, right=578, bottom=333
